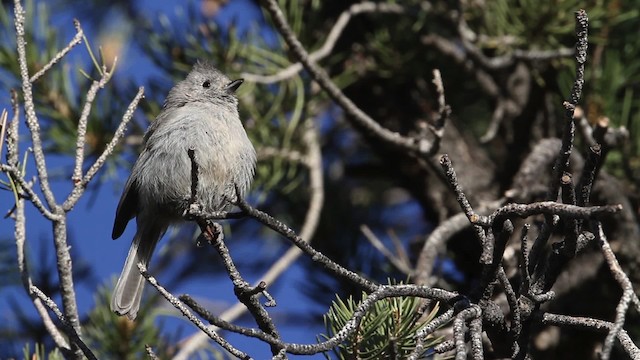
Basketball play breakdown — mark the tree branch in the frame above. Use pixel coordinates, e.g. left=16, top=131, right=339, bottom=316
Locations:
left=29, top=19, right=84, bottom=83
left=72, top=59, right=117, bottom=182
left=14, top=0, right=57, bottom=208
left=260, top=0, right=438, bottom=156
left=29, top=285, right=98, bottom=360
left=62, top=86, right=144, bottom=211
left=138, top=264, right=251, bottom=360
left=243, top=1, right=404, bottom=84
left=175, top=120, right=325, bottom=359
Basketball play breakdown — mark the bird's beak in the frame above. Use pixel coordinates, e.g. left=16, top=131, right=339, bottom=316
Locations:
left=225, top=79, right=244, bottom=93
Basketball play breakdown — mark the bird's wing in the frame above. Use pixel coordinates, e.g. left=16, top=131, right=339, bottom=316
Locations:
left=112, top=175, right=139, bottom=240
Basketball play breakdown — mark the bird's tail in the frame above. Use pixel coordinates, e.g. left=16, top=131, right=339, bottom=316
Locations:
left=111, top=224, right=164, bottom=320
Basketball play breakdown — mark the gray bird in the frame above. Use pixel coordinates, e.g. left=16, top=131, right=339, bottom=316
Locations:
left=111, top=61, right=256, bottom=320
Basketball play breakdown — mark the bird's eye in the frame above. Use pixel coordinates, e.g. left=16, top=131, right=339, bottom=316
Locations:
left=202, top=80, right=211, bottom=88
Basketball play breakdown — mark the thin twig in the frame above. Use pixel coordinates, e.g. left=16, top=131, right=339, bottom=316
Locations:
left=414, top=212, right=469, bottom=285
left=256, top=146, right=306, bottom=163
left=439, top=154, right=489, bottom=263
left=79, top=86, right=143, bottom=185
left=596, top=222, right=640, bottom=360
left=539, top=313, right=640, bottom=358
left=0, top=164, right=61, bottom=220
left=407, top=309, right=454, bottom=360
left=360, top=224, right=413, bottom=275
left=145, top=345, right=159, bottom=360
left=4, top=83, right=66, bottom=349
left=0, top=109, right=7, bottom=161
left=72, top=60, right=116, bottom=182
left=6, top=90, right=20, bottom=166
left=546, top=10, right=588, bottom=201
left=14, top=2, right=86, bottom=350
left=138, top=264, right=251, bottom=360
left=30, top=19, right=84, bottom=83
left=474, top=202, right=621, bottom=227
left=453, top=306, right=482, bottom=360
left=434, top=339, right=455, bottom=354
left=576, top=144, right=601, bottom=207
left=181, top=294, right=295, bottom=348
left=469, top=316, right=484, bottom=360
left=29, top=285, right=98, bottom=360
left=203, top=223, right=283, bottom=355
left=479, top=98, right=506, bottom=143
left=243, top=2, right=404, bottom=84
left=497, top=266, right=519, bottom=340
left=560, top=172, right=579, bottom=257
left=476, top=220, right=513, bottom=302
left=63, top=86, right=144, bottom=211
left=428, top=69, right=449, bottom=152
left=261, top=0, right=435, bottom=155
left=237, top=195, right=379, bottom=292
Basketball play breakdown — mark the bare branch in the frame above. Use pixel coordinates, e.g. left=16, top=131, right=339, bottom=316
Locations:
left=63, top=86, right=144, bottom=211
left=576, top=144, right=601, bottom=207
left=414, top=212, right=469, bottom=285
left=547, top=10, right=588, bottom=201
left=14, top=0, right=57, bottom=207
left=407, top=309, right=455, bottom=360
left=72, top=60, right=117, bottom=182
left=243, top=2, right=404, bottom=84
left=439, top=154, right=489, bottom=263
left=469, top=316, right=484, bottom=360
left=479, top=98, right=506, bottom=143
left=361, top=224, right=413, bottom=275
left=453, top=305, right=482, bottom=360
left=201, top=221, right=283, bottom=355
left=181, top=286, right=455, bottom=356
left=538, top=313, right=640, bottom=358
left=0, top=109, right=7, bottom=161
left=29, top=285, right=98, bottom=360
left=6, top=91, right=20, bottom=166
left=237, top=194, right=379, bottom=292
left=29, top=19, right=84, bottom=83
left=261, top=0, right=437, bottom=155
left=145, top=345, right=159, bottom=360
left=1, top=165, right=61, bottom=220
left=474, top=202, right=621, bottom=227
left=596, top=223, right=640, bottom=360
left=138, top=264, right=251, bottom=359
left=428, top=69, right=449, bottom=152
left=256, top=146, right=305, bottom=163
left=12, top=178, right=69, bottom=351
left=51, top=216, right=83, bottom=345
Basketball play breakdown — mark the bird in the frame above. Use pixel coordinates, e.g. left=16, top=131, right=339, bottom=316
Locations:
left=111, top=61, right=256, bottom=320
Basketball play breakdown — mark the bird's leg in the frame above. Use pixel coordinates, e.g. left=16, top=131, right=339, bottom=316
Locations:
left=196, top=220, right=223, bottom=247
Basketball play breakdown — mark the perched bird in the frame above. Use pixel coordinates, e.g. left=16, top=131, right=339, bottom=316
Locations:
left=111, top=61, right=256, bottom=320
